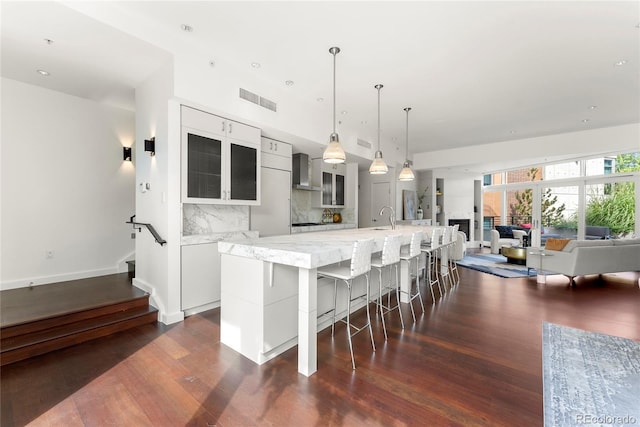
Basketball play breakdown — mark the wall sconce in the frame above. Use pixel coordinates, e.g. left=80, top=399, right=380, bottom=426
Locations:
left=123, top=146, right=132, bottom=161
left=144, top=137, right=155, bottom=156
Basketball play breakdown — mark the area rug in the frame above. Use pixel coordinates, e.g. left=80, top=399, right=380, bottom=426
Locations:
left=456, top=253, right=536, bottom=278
left=543, top=322, right=640, bottom=427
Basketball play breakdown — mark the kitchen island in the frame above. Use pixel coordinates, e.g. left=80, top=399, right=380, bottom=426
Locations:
left=218, top=224, right=441, bottom=376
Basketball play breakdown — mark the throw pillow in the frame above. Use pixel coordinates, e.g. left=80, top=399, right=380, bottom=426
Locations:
left=495, top=225, right=513, bottom=238
left=545, top=238, right=571, bottom=251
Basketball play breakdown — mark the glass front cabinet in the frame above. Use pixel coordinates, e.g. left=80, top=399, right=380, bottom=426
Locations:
left=181, top=106, right=261, bottom=205
left=313, top=159, right=346, bottom=208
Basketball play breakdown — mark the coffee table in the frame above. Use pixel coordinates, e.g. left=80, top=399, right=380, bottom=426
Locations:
left=501, top=245, right=527, bottom=265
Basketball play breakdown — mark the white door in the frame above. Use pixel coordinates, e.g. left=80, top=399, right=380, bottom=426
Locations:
left=250, top=167, right=291, bottom=237
left=371, top=181, right=391, bottom=227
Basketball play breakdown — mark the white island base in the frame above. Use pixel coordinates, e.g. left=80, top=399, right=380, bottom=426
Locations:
left=218, top=225, right=441, bottom=376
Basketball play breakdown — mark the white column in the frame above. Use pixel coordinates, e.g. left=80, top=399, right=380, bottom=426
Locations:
left=298, top=267, right=317, bottom=376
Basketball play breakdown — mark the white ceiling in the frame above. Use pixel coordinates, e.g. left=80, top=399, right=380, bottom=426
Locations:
left=2, top=1, right=639, bottom=165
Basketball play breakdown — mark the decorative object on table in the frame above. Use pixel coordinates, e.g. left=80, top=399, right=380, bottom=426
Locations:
left=543, top=322, right=640, bottom=427
left=416, top=187, right=429, bottom=220
left=402, top=189, right=417, bottom=220
left=369, top=84, right=388, bottom=174
left=398, top=107, right=415, bottom=181
left=332, top=212, right=342, bottom=223
left=322, top=47, right=345, bottom=164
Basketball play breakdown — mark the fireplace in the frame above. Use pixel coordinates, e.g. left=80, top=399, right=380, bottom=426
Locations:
left=448, top=219, right=470, bottom=241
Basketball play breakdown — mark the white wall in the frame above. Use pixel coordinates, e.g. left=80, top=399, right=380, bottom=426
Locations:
left=0, top=78, right=135, bottom=289
left=132, top=60, right=184, bottom=324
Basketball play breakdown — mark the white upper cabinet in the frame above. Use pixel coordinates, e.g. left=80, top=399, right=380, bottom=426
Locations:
left=181, top=106, right=261, bottom=205
left=312, top=159, right=346, bottom=208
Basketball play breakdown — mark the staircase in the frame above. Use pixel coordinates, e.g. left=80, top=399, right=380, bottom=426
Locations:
left=0, top=274, right=157, bottom=366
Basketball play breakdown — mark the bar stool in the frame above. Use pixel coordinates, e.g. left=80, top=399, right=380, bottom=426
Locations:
left=370, top=234, right=403, bottom=341
left=317, top=238, right=375, bottom=370
left=440, top=227, right=453, bottom=291
left=421, top=227, right=443, bottom=300
left=450, top=224, right=461, bottom=286
left=400, top=231, right=425, bottom=322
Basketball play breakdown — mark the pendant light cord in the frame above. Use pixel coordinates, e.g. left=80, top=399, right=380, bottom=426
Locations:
left=332, top=49, right=337, bottom=134
left=377, top=85, right=382, bottom=151
left=404, top=107, right=411, bottom=160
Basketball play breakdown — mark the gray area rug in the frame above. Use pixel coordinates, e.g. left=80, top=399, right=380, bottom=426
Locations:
left=543, top=322, right=640, bottom=426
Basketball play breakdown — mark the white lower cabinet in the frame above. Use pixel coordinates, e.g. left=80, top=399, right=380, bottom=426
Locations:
left=181, top=243, right=221, bottom=314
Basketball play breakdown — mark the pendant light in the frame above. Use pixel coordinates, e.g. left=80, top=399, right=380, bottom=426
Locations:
left=398, top=107, right=415, bottom=181
left=369, top=84, right=389, bottom=174
left=323, top=47, right=346, bottom=164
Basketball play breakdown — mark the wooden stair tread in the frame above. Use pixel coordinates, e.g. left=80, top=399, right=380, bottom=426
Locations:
left=1, top=306, right=157, bottom=352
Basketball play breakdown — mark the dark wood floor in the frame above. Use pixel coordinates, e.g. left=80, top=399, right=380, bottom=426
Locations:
left=2, top=265, right=639, bottom=426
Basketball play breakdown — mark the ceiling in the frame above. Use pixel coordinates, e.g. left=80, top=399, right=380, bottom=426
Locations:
left=2, top=1, right=638, bottom=166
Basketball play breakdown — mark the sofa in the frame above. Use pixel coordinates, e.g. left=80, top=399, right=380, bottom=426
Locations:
left=526, top=238, right=640, bottom=286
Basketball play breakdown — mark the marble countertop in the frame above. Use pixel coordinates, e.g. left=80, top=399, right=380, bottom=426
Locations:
left=181, top=230, right=259, bottom=245
left=218, top=225, right=442, bottom=269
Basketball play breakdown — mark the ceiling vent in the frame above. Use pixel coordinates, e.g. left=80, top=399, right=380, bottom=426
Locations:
left=357, top=138, right=372, bottom=149
left=239, top=88, right=277, bottom=112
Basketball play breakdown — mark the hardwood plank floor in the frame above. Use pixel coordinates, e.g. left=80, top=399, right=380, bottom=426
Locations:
left=2, top=266, right=639, bottom=426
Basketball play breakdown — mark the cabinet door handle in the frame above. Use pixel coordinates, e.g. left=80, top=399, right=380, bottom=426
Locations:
left=270, top=142, right=273, bottom=151
left=222, top=121, right=226, bottom=133
left=229, top=123, right=233, bottom=134
left=274, top=143, right=277, bottom=151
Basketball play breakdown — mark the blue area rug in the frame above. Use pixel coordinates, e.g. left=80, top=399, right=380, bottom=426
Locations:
left=456, top=253, right=536, bottom=278
left=543, top=322, right=640, bottom=427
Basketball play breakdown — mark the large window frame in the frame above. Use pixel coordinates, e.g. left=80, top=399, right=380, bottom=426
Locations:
left=483, top=154, right=640, bottom=245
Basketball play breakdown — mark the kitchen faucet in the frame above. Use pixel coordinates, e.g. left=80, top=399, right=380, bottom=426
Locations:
left=379, top=205, right=396, bottom=230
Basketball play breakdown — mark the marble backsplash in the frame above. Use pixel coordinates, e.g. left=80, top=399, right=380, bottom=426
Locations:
left=291, top=189, right=355, bottom=224
left=183, top=204, right=249, bottom=235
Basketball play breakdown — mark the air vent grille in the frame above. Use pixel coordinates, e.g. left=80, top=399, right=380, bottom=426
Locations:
left=357, top=138, right=372, bottom=149
left=239, top=88, right=277, bottom=112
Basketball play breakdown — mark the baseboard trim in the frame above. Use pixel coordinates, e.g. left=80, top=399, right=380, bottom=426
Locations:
left=1, top=267, right=118, bottom=291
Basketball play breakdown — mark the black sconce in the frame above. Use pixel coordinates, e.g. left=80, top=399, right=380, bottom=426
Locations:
left=144, top=137, right=155, bottom=156
left=123, top=146, right=132, bottom=161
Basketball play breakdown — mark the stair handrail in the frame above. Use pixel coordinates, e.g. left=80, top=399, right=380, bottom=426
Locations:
left=126, top=215, right=166, bottom=246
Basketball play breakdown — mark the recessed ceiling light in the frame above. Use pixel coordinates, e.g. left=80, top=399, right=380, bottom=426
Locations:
left=251, top=62, right=261, bottom=68
left=510, top=130, right=517, bottom=134
left=181, top=24, right=193, bottom=32
left=582, top=118, right=590, bottom=123
left=589, top=105, right=597, bottom=110
left=341, top=111, right=347, bottom=115
left=316, top=97, right=324, bottom=102
left=361, top=120, right=367, bottom=125
left=614, top=59, right=627, bottom=66
left=209, top=60, right=215, bottom=68
left=44, top=38, right=54, bottom=45
left=285, top=80, right=294, bottom=86
left=36, top=69, right=50, bottom=76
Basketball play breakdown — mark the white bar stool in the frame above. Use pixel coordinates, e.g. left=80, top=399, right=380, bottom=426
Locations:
left=400, top=231, right=425, bottom=322
left=421, top=227, right=443, bottom=300
left=450, top=224, right=461, bottom=286
left=370, top=234, right=403, bottom=341
left=317, top=238, right=375, bottom=370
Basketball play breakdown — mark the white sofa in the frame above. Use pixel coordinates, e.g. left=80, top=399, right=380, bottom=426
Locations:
left=489, top=229, right=527, bottom=254
left=526, top=238, right=640, bottom=286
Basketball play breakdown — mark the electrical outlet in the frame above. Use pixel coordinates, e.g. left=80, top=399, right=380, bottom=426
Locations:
left=131, top=232, right=136, bottom=239
left=46, top=250, right=54, bottom=259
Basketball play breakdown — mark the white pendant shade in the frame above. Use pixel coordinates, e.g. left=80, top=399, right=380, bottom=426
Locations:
left=398, top=162, right=415, bottom=181
left=324, top=47, right=345, bottom=164
left=399, top=107, right=415, bottom=181
left=369, top=151, right=388, bottom=174
left=369, top=84, right=388, bottom=174
left=323, top=134, right=346, bottom=163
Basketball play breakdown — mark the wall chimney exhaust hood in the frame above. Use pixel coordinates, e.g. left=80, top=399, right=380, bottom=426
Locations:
left=292, top=153, right=320, bottom=191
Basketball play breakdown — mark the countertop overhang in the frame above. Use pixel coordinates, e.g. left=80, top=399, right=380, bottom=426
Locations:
left=218, top=225, right=441, bottom=269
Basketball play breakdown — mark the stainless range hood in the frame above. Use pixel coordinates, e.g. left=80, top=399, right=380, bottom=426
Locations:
left=292, top=153, right=321, bottom=191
